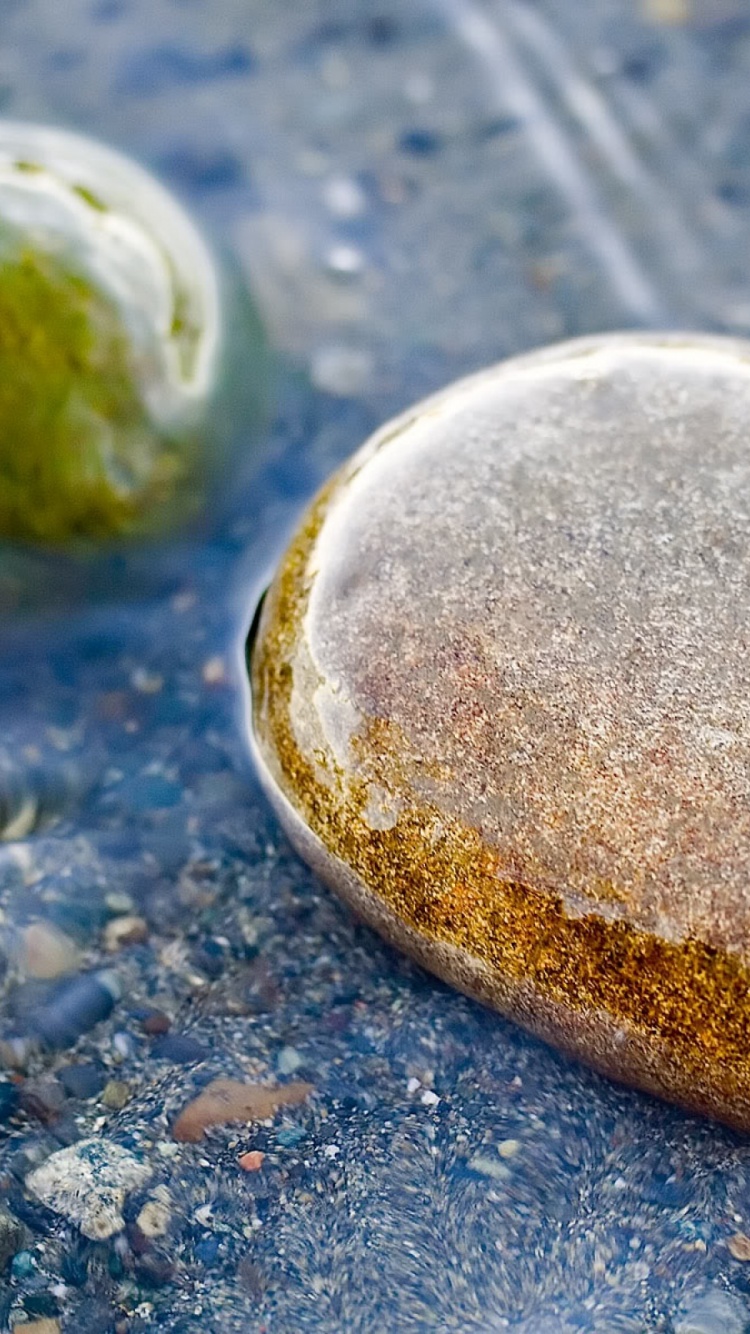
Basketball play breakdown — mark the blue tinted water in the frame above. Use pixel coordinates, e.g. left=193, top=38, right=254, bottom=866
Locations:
left=2, top=1, right=750, bottom=1330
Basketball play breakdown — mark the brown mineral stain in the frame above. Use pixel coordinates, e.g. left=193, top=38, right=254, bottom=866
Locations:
left=728, top=1233, right=750, bottom=1262
left=172, top=1079, right=312, bottom=1143
left=248, top=334, right=750, bottom=1132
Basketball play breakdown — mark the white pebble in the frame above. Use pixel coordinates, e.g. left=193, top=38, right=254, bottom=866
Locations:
left=325, top=244, right=365, bottom=278
left=497, top=1139, right=521, bottom=1159
left=311, top=346, right=373, bottom=397
left=277, top=1046, right=303, bottom=1075
left=26, top=1139, right=152, bottom=1240
left=323, top=175, right=366, bottom=219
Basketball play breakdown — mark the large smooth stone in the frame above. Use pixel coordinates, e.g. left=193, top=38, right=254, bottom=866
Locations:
left=249, top=333, right=750, bottom=1131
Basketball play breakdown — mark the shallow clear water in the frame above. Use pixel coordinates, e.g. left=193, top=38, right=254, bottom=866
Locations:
left=2, top=2, right=750, bottom=1330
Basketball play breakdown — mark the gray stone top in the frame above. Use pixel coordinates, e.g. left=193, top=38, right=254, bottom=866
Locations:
left=287, top=334, right=750, bottom=958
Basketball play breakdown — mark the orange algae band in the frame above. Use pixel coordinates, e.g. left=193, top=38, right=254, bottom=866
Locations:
left=248, top=332, right=750, bottom=1132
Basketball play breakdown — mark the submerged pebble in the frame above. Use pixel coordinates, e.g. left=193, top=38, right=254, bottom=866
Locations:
left=27, top=969, right=121, bottom=1050
left=25, top=1138, right=152, bottom=1240
left=171, top=1077, right=312, bottom=1142
left=250, top=332, right=750, bottom=1131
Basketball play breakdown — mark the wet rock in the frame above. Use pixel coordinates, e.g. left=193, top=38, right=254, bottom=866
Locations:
left=11, top=1248, right=37, bottom=1279
left=276, top=1045, right=303, bottom=1075
left=24, top=1293, right=60, bottom=1320
left=137, top=1007, right=171, bottom=1036
left=172, top=1077, right=312, bottom=1142
left=101, top=1080, right=132, bottom=1111
left=103, top=916, right=148, bottom=952
left=57, top=1063, right=106, bottom=1101
left=0, top=1205, right=28, bottom=1271
left=21, top=923, right=80, bottom=980
left=135, top=1189, right=172, bottom=1239
left=19, top=1076, right=66, bottom=1124
left=25, top=1137, right=152, bottom=1240
left=150, top=1034, right=209, bottom=1065
left=238, top=1150, right=264, bottom=1172
left=250, top=333, right=750, bottom=1132
left=28, top=970, right=121, bottom=1050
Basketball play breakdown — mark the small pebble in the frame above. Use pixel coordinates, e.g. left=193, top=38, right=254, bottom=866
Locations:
left=111, top=1030, right=135, bottom=1060
left=172, top=1078, right=312, bottom=1143
left=276, top=1125, right=306, bottom=1148
left=642, top=0, right=688, bottom=22
left=238, top=1150, right=264, bottom=1172
left=58, top=1062, right=106, bottom=1101
left=150, top=1034, right=209, bottom=1065
left=101, top=1080, right=132, bottom=1110
left=276, top=1045, right=303, bottom=1075
left=310, top=346, right=372, bottom=398
left=104, top=891, right=135, bottom=916
left=202, top=655, right=227, bottom=686
left=11, top=1249, right=37, bottom=1279
left=130, top=667, right=164, bottom=694
left=498, top=1139, right=522, bottom=1159
left=467, top=1154, right=510, bottom=1181
left=28, top=969, right=121, bottom=1049
left=324, top=244, right=365, bottom=279
left=138, top=1008, right=171, bottom=1036
left=23, top=1294, right=59, bottom=1320
left=136, top=1190, right=172, bottom=1239
left=103, top=915, right=148, bottom=952
left=0, top=1205, right=28, bottom=1271
left=25, top=1138, right=152, bottom=1240
left=20, top=1076, right=65, bottom=1124
left=21, top=922, right=79, bottom=980
left=322, top=174, right=366, bottom=219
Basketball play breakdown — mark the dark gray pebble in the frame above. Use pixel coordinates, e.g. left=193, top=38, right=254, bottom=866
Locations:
left=150, top=1034, right=209, bottom=1064
left=0, top=1206, right=27, bottom=1272
left=24, top=1289, right=60, bottom=1318
left=0, top=1079, right=18, bottom=1122
left=58, top=1063, right=106, bottom=1100
left=29, top=970, right=121, bottom=1049
left=19, top=1076, right=65, bottom=1124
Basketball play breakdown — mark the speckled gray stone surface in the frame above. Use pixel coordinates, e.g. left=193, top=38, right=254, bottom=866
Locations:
left=270, top=334, right=750, bottom=950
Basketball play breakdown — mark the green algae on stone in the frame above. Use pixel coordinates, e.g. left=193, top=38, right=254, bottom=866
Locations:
left=0, top=238, right=196, bottom=543
left=0, top=121, right=253, bottom=546
left=249, top=332, right=750, bottom=1133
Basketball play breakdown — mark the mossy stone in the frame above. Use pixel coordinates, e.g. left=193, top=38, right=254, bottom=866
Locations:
left=0, top=238, right=196, bottom=543
left=250, top=333, right=750, bottom=1132
left=0, top=121, right=258, bottom=550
